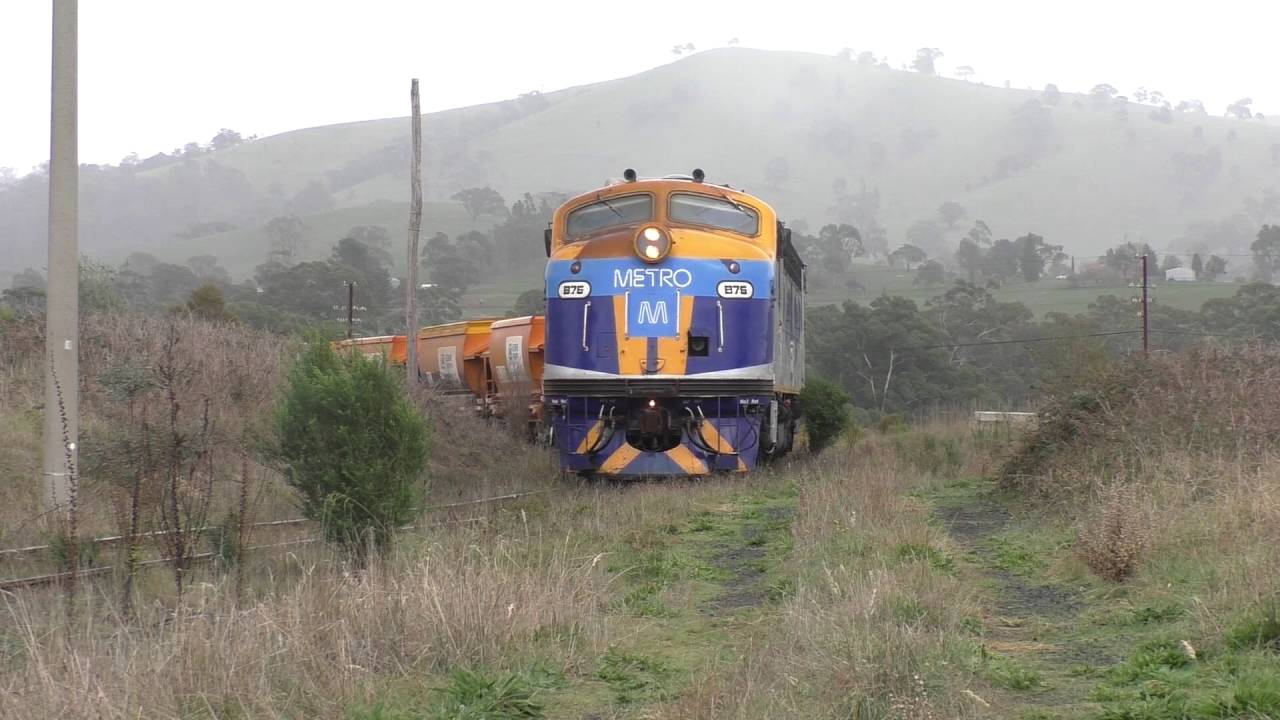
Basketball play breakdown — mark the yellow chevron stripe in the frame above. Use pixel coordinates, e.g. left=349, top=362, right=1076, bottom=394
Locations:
left=666, top=444, right=708, bottom=475
left=575, top=420, right=604, bottom=455
left=601, top=444, right=642, bottom=474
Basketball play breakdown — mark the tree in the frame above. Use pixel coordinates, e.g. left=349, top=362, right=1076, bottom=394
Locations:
left=1204, top=254, right=1227, bottom=281
left=799, top=378, right=850, bottom=453
left=274, top=341, right=428, bottom=562
left=985, top=239, right=1020, bottom=281
left=1250, top=224, right=1280, bottom=281
left=1191, top=253, right=1204, bottom=279
left=418, top=284, right=463, bottom=325
left=1226, top=98, right=1254, bottom=120
left=209, top=129, right=243, bottom=151
left=265, top=215, right=308, bottom=266
left=1043, top=83, right=1062, bottom=106
left=956, top=65, right=975, bottom=81
left=1176, top=99, right=1206, bottom=114
left=937, top=201, right=968, bottom=229
left=1160, top=254, right=1182, bottom=272
left=914, top=260, right=947, bottom=286
left=816, top=223, right=863, bottom=273
left=1016, top=233, right=1047, bottom=282
left=911, top=48, right=943, bottom=75
left=510, top=288, right=545, bottom=317
left=450, top=187, right=507, bottom=220
left=890, top=244, right=927, bottom=270
left=188, top=254, right=230, bottom=284
left=954, top=239, right=985, bottom=281
left=1090, top=84, right=1119, bottom=104
left=967, top=220, right=993, bottom=246
left=180, top=284, right=235, bottom=323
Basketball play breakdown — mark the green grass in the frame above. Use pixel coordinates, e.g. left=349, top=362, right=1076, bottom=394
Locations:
left=595, top=647, right=680, bottom=705
left=977, top=649, right=1045, bottom=691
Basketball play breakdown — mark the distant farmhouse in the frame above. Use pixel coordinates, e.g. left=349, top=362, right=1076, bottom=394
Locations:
left=1165, top=267, right=1196, bottom=283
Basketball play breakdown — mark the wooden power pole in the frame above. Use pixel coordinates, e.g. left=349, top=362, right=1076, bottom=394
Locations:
left=44, top=0, right=79, bottom=512
left=405, top=79, right=422, bottom=383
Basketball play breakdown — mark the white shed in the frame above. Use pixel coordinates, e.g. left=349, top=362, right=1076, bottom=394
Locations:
left=1165, top=267, right=1196, bottom=282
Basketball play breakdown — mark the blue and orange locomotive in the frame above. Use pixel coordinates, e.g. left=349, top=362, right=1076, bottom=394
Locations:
left=541, top=170, right=805, bottom=478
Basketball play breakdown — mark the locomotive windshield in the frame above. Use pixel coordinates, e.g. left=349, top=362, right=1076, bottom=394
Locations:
left=566, top=194, right=653, bottom=238
left=669, top=193, right=759, bottom=236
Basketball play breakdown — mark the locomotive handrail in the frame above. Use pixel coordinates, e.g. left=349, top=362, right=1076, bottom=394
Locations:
left=581, top=300, right=592, bottom=351
left=716, top=300, right=725, bottom=352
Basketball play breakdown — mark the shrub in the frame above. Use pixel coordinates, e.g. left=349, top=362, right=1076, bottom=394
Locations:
left=1076, top=484, right=1149, bottom=581
left=274, top=339, right=429, bottom=561
left=799, top=377, right=851, bottom=453
left=431, top=669, right=544, bottom=719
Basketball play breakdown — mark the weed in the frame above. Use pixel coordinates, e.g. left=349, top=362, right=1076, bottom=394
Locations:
left=976, top=647, right=1043, bottom=691
left=595, top=647, right=677, bottom=704
left=431, top=668, right=544, bottom=720
left=894, top=543, right=954, bottom=571
left=1130, top=602, right=1185, bottom=626
left=1077, top=484, right=1149, bottom=582
left=1225, top=600, right=1280, bottom=651
left=616, top=585, right=677, bottom=618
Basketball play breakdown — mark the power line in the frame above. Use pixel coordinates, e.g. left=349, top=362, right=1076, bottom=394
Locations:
left=886, top=330, right=1141, bottom=353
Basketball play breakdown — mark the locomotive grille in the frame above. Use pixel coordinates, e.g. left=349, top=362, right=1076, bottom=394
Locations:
left=542, top=378, right=773, bottom=397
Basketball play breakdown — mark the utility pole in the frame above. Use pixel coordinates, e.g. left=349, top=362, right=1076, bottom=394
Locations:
left=43, top=0, right=79, bottom=512
left=405, top=78, right=422, bottom=383
left=1139, top=254, right=1150, bottom=357
left=346, top=281, right=355, bottom=340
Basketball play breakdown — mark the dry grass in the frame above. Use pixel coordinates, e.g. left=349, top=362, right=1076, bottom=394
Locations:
left=655, top=443, right=982, bottom=719
left=0, top=520, right=610, bottom=719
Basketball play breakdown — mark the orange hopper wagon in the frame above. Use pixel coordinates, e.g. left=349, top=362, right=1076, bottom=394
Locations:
left=415, top=319, right=499, bottom=401
left=486, top=315, right=545, bottom=425
left=333, top=335, right=407, bottom=366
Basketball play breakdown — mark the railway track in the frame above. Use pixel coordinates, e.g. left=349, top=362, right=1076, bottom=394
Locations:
left=0, top=490, right=545, bottom=592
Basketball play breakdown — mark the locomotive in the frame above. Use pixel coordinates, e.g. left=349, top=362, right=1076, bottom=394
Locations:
left=337, top=170, right=806, bottom=479
left=541, top=170, right=805, bottom=477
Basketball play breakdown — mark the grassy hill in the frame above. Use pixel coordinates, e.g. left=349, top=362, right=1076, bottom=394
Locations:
left=6, top=47, right=1279, bottom=307
left=158, top=48, right=1280, bottom=262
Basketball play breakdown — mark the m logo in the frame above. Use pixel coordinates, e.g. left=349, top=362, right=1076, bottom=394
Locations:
left=637, top=300, right=669, bottom=325
left=627, top=291, right=678, bottom=337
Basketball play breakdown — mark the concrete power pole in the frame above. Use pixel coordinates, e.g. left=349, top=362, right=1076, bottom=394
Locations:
left=43, top=0, right=79, bottom=512
left=405, top=79, right=422, bottom=383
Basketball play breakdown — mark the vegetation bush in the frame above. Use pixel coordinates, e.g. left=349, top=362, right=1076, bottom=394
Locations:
left=274, top=339, right=429, bottom=560
left=1001, top=344, right=1280, bottom=494
left=1075, top=484, right=1150, bottom=582
left=799, top=377, right=851, bottom=453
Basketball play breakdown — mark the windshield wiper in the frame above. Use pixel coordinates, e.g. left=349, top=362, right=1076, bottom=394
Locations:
left=596, top=193, right=624, bottom=220
left=709, top=187, right=750, bottom=215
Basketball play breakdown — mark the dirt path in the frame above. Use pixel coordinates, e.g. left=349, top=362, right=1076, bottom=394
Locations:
left=935, top=482, right=1119, bottom=719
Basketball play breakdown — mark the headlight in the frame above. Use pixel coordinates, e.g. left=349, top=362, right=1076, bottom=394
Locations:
left=635, top=226, right=671, bottom=263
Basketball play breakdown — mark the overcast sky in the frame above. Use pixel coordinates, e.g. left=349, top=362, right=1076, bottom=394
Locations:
left=2, top=0, right=1276, bottom=174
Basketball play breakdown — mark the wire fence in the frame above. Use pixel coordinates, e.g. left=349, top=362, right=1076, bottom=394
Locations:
left=0, top=490, right=547, bottom=592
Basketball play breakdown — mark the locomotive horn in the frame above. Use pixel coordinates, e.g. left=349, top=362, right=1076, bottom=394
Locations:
left=691, top=168, right=705, bottom=183
left=623, top=168, right=637, bottom=182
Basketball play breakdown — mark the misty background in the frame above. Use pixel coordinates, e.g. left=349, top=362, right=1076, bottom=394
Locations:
left=3, top=1, right=1280, bottom=348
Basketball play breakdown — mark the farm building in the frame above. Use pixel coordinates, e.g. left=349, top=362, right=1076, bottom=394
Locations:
left=1165, top=267, right=1196, bottom=282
